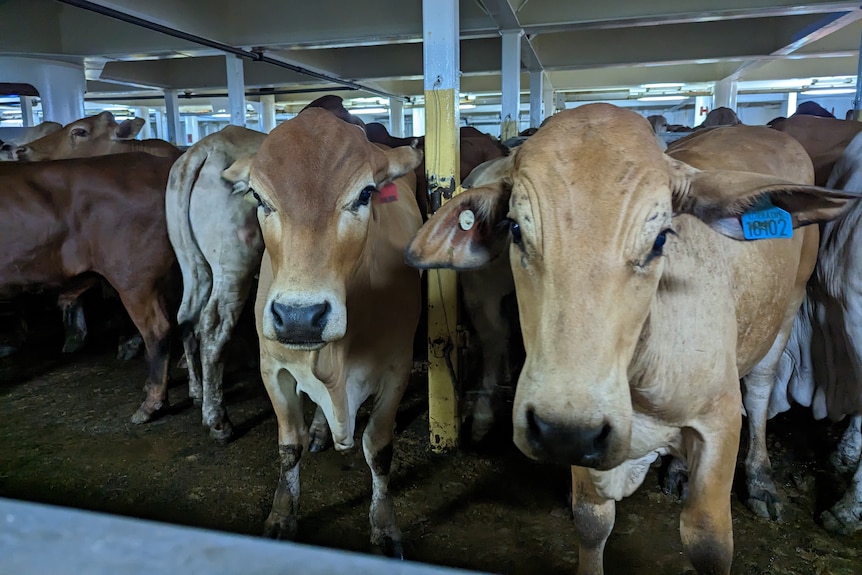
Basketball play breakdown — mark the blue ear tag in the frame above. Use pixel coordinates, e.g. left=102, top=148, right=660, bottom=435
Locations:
left=740, top=197, right=794, bottom=240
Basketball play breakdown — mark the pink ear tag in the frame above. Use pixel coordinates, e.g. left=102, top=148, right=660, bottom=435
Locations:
left=377, top=182, right=399, bottom=203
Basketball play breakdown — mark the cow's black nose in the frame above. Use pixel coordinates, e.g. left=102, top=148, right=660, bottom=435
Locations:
left=525, top=407, right=612, bottom=467
left=270, top=301, right=330, bottom=343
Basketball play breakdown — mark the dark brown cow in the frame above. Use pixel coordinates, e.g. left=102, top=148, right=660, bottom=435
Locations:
left=770, top=115, right=862, bottom=186
left=0, top=153, right=177, bottom=424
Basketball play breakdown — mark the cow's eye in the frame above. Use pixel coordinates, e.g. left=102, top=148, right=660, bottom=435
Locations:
left=251, top=190, right=272, bottom=215
left=71, top=128, right=88, bottom=138
left=647, top=228, right=675, bottom=263
left=354, top=185, right=376, bottom=209
left=510, top=220, right=522, bottom=246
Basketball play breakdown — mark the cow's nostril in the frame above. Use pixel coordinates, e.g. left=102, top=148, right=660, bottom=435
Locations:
left=310, top=301, right=330, bottom=330
left=523, top=406, right=613, bottom=468
left=269, top=300, right=330, bottom=343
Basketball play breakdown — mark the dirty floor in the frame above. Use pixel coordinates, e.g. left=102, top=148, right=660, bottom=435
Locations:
left=1, top=315, right=861, bottom=575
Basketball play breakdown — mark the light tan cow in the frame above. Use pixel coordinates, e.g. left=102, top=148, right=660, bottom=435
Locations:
left=0, top=121, right=62, bottom=160
left=16, top=111, right=181, bottom=161
left=222, top=107, right=423, bottom=555
left=406, top=103, right=857, bottom=574
left=166, top=125, right=267, bottom=442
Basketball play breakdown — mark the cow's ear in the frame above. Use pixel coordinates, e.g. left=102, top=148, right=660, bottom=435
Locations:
left=666, top=155, right=861, bottom=239
left=114, top=118, right=145, bottom=140
left=376, top=143, right=423, bottom=183
left=222, top=157, right=254, bottom=194
left=406, top=184, right=512, bottom=270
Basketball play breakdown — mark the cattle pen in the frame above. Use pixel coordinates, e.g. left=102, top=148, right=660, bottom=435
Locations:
left=1, top=331, right=861, bottom=574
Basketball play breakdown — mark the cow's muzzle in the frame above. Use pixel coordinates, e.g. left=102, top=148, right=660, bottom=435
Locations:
left=524, top=406, right=614, bottom=468
left=270, top=300, right=331, bottom=348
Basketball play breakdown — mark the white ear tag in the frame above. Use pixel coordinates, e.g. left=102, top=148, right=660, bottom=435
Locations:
left=459, top=209, right=475, bottom=231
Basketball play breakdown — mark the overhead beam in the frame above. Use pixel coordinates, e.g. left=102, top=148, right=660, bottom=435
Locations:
left=477, top=0, right=544, bottom=71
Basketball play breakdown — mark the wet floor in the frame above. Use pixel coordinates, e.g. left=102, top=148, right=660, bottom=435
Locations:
left=1, top=314, right=861, bottom=575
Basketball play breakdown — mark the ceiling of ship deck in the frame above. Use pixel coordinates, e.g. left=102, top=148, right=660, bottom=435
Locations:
left=1, top=0, right=861, bottom=112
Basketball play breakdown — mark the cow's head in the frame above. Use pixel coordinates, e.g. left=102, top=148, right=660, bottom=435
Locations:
left=16, top=111, right=145, bottom=161
left=224, top=107, right=421, bottom=349
left=407, top=103, right=857, bottom=470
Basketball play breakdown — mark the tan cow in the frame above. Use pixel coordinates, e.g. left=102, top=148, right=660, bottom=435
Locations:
left=406, top=104, right=857, bottom=574
left=0, top=121, right=62, bottom=160
left=770, top=114, right=862, bottom=186
left=222, top=107, right=423, bottom=555
left=16, top=111, right=181, bottom=162
left=166, top=125, right=267, bottom=442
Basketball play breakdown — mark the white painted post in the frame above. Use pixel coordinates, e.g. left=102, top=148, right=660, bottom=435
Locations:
left=542, top=79, right=555, bottom=123
left=163, top=89, right=184, bottom=146
left=133, top=107, right=151, bottom=139
left=0, top=57, right=85, bottom=125
left=529, top=70, right=544, bottom=129
left=226, top=55, right=246, bottom=127
left=185, top=116, right=200, bottom=145
left=784, top=92, right=798, bottom=117
left=713, top=78, right=738, bottom=111
left=260, top=94, right=277, bottom=133
left=411, top=107, right=425, bottom=137
left=422, top=0, right=461, bottom=453
left=19, top=96, right=34, bottom=127
left=389, top=98, right=405, bottom=137
left=500, top=29, right=523, bottom=141
left=694, top=95, right=711, bottom=126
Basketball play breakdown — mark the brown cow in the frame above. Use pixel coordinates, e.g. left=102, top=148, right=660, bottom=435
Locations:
left=0, top=153, right=177, bottom=425
left=222, top=107, right=423, bottom=555
left=406, top=104, right=857, bottom=574
left=0, top=121, right=63, bottom=161
left=16, top=111, right=181, bottom=162
left=770, top=114, right=862, bottom=186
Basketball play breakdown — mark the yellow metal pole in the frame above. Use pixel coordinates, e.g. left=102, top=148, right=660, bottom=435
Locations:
left=423, top=0, right=461, bottom=453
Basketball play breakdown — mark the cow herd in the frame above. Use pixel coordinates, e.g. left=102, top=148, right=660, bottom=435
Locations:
left=4, top=98, right=862, bottom=574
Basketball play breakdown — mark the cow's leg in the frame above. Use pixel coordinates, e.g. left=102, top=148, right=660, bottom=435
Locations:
left=118, top=287, right=172, bottom=424
left=262, top=362, right=307, bottom=540
left=309, top=404, right=332, bottom=453
left=741, top=331, right=790, bottom=521
left=570, top=466, right=615, bottom=575
left=363, top=374, right=409, bottom=558
left=832, top=415, right=862, bottom=474
left=197, top=279, right=252, bottom=442
left=679, top=399, right=739, bottom=575
left=821, top=451, right=862, bottom=534
left=181, top=325, right=203, bottom=406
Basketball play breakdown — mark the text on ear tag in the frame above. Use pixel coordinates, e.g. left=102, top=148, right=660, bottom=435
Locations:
left=740, top=198, right=793, bottom=240
left=377, top=182, right=399, bottom=203
left=459, top=209, right=475, bottom=231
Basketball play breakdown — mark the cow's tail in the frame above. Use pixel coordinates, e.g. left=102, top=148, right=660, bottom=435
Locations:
left=165, top=143, right=212, bottom=329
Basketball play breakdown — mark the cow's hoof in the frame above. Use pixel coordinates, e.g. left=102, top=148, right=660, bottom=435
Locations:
left=746, top=490, right=783, bottom=522
left=309, top=428, right=331, bottom=453
left=821, top=505, right=862, bottom=535
left=62, top=335, right=85, bottom=354
left=117, top=334, right=145, bottom=361
left=208, top=419, right=234, bottom=444
left=263, top=514, right=297, bottom=540
left=380, top=536, right=404, bottom=560
left=130, top=408, right=153, bottom=424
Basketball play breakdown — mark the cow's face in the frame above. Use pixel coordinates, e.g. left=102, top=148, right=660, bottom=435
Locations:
left=227, top=107, right=422, bottom=351
left=16, top=111, right=144, bottom=161
left=407, top=103, right=856, bottom=470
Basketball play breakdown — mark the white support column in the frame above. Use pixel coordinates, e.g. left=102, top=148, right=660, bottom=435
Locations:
left=164, top=89, right=183, bottom=146
left=0, top=57, right=84, bottom=125
left=694, top=95, right=711, bottom=126
left=19, top=96, right=34, bottom=127
left=542, top=75, right=555, bottom=124
left=133, top=107, right=151, bottom=139
left=783, top=92, right=798, bottom=117
left=389, top=98, right=405, bottom=137
left=500, top=29, right=523, bottom=141
left=226, top=55, right=246, bottom=127
left=260, top=94, right=277, bottom=133
left=529, top=70, right=544, bottom=129
left=714, top=78, right=738, bottom=111
left=185, top=116, right=201, bottom=145
left=422, top=0, right=461, bottom=453
left=411, top=107, right=425, bottom=137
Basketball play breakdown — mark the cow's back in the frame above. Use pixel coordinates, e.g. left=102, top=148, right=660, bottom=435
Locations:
left=0, top=153, right=175, bottom=292
left=664, top=125, right=819, bottom=375
left=771, top=115, right=862, bottom=186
